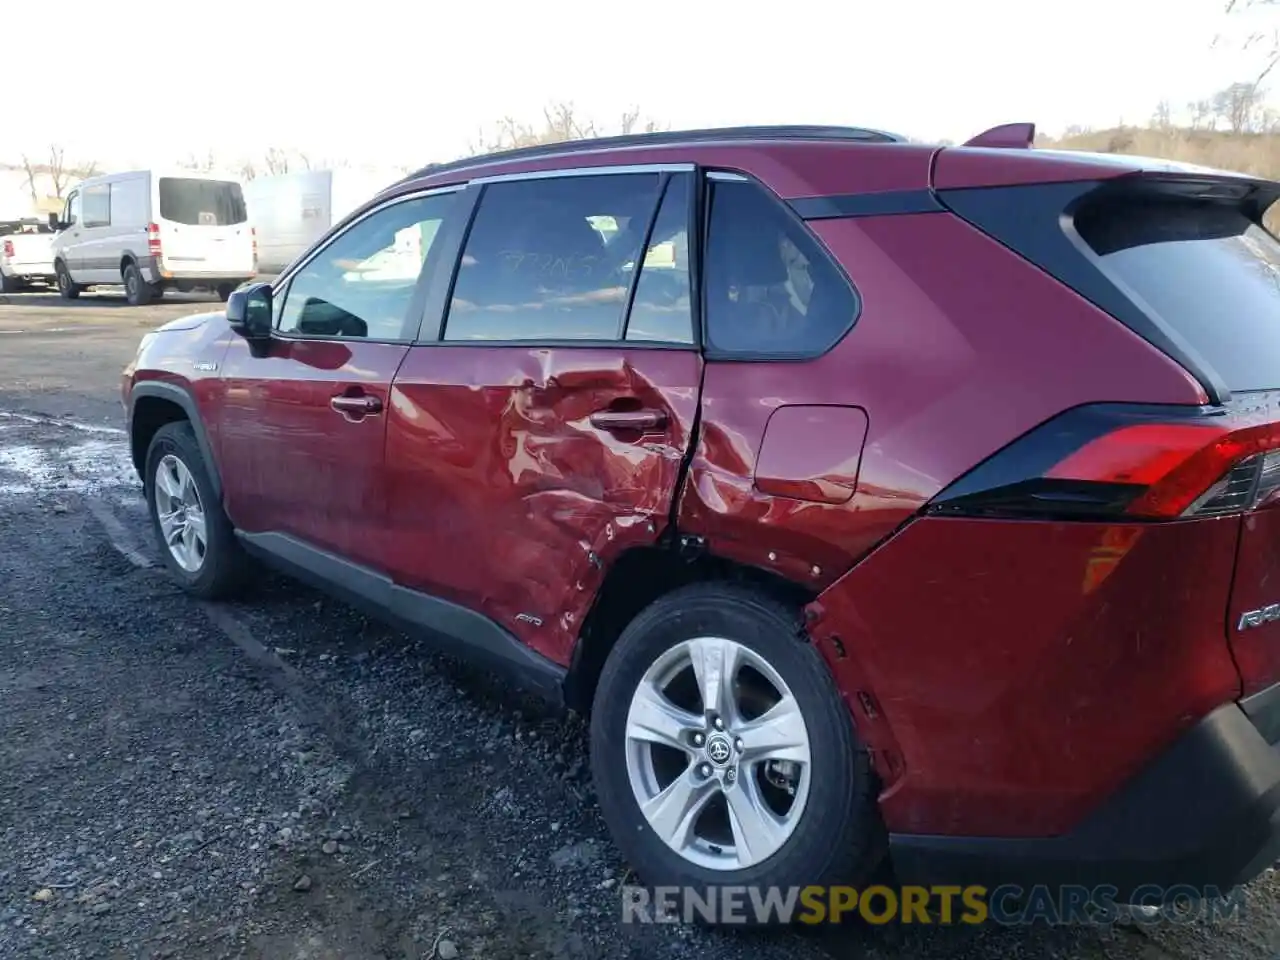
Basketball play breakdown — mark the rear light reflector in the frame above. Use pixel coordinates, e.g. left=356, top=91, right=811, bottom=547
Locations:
left=147, top=223, right=162, bottom=259
left=929, top=394, right=1280, bottom=522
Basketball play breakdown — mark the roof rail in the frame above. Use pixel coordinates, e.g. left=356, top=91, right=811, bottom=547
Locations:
left=402, top=124, right=907, bottom=182
left=963, top=122, right=1036, bottom=149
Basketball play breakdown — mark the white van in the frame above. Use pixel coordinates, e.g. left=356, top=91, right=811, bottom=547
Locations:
left=242, top=169, right=396, bottom=275
left=51, top=170, right=257, bottom=305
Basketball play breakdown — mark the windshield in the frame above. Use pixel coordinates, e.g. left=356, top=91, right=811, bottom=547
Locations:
left=157, top=177, right=247, bottom=227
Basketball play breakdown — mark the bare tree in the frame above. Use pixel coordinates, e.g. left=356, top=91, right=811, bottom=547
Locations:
left=1188, top=98, right=1216, bottom=130
left=469, top=102, right=665, bottom=156
left=263, top=147, right=292, bottom=175
left=1224, top=0, right=1280, bottom=87
left=20, top=145, right=98, bottom=202
left=1152, top=99, right=1174, bottom=129
left=1213, top=80, right=1265, bottom=132
left=179, top=150, right=219, bottom=174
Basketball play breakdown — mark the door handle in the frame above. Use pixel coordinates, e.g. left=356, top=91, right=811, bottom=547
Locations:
left=589, top=408, right=667, bottom=431
left=330, top=394, right=383, bottom=419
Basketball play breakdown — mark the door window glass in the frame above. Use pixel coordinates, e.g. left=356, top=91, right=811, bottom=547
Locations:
left=625, top=175, right=693, bottom=344
left=82, top=184, right=111, bottom=228
left=444, top=173, right=663, bottom=341
left=66, top=191, right=82, bottom=227
left=276, top=192, right=456, bottom=341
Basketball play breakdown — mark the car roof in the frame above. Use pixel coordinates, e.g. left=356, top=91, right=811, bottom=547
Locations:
left=381, top=121, right=1276, bottom=204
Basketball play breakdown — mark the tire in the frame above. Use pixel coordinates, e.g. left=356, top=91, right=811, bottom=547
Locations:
left=590, top=583, right=885, bottom=923
left=144, top=421, right=248, bottom=600
left=123, top=261, right=157, bottom=306
left=215, top=282, right=236, bottom=302
left=0, top=271, right=21, bottom=294
left=55, top=262, right=80, bottom=300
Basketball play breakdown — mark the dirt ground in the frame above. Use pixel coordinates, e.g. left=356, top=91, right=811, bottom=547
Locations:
left=1, top=288, right=1279, bottom=959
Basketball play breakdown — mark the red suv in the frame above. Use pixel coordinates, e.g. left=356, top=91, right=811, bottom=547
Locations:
left=122, top=123, right=1280, bottom=904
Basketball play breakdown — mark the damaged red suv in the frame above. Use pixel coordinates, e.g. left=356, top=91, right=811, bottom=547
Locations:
left=122, top=122, right=1280, bottom=903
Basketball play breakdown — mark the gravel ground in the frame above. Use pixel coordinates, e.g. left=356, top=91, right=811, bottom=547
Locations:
left=2, top=291, right=1280, bottom=959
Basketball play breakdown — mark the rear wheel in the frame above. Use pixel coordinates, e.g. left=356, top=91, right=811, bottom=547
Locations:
left=215, top=282, right=236, bottom=302
left=123, top=261, right=157, bottom=306
left=590, top=584, right=885, bottom=921
left=0, top=271, right=21, bottom=294
left=55, top=262, right=80, bottom=300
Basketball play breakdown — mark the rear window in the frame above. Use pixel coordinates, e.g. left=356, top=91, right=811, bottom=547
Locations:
left=1076, top=198, right=1280, bottom=392
left=158, top=177, right=247, bottom=227
left=0, top=220, right=52, bottom=235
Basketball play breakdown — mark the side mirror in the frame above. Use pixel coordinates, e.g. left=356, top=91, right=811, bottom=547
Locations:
left=47, top=213, right=62, bottom=231
left=226, top=282, right=273, bottom=340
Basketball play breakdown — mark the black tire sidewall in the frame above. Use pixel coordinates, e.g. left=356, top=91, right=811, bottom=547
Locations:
left=144, top=422, right=239, bottom=598
left=124, top=264, right=145, bottom=306
left=590, top=584, right=882, bottom=897
left=56, top=264, right=78, bottom=299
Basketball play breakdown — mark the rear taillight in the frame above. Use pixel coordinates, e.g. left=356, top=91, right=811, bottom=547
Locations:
left=147, top=223, right=162, bottom=258
left=2, top=240, right=13, bottom=258
left=929, top=394, right=1280, bottom=521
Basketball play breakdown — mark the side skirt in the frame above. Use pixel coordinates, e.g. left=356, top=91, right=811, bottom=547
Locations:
left=236, top=531, right=567, bottom=704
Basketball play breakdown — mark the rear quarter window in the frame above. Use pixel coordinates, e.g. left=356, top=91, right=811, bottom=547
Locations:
left=703, top=178, right=859, bottom=358
left=1075, top=197, right=1280, bottom=393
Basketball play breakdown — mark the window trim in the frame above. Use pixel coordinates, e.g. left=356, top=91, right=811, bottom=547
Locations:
left=698, top=168, right=863, bottom=362
left=428, top=168, right=701, bottom=349
left=65, top=189, right=81, bottom=226
left=270, top=185, right=463, bottom=345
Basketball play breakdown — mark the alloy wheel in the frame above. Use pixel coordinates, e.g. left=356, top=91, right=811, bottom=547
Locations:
left=624, top=635, right=812, bottom=870
left=154, top=454, right=207, bottom=573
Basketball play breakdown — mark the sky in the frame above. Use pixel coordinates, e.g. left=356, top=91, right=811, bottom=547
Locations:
left=5, top=0, right=1277, bottom=172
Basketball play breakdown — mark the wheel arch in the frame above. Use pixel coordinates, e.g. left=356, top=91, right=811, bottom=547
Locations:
left=563, top=544, right=817, bottom=714
left=128, top=381, right=223, bottom=500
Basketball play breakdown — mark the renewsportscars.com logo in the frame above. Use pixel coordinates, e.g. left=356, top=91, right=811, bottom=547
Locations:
left=620, top=883, right=1248, bottom=926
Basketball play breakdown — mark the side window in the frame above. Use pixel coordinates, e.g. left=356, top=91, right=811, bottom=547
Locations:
left=444, top=173, right=663, bottom=342
left=276, top=191, right=456, bottom=341
left=82, top=184, right=111, bottom=228
left=625, top=175, right=694, bottom=344
left=703, top=178, right=858, bottom=356
left=65, top=191, right=82, bottom=227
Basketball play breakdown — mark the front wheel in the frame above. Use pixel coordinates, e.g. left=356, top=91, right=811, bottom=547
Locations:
left=55, top=262, right=80, bottom=300
left=215, top=282, right=236, bottom=302
left=590, top=584, right=885, bottom=919
left=145, top=421, right=248, bottom=599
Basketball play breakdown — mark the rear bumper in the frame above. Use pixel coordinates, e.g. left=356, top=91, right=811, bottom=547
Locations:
left=2, top=261, right=54, bottom=279
left=142, top=255, right=254, bottom=286
left=889, top=700, right=1280, bottom=901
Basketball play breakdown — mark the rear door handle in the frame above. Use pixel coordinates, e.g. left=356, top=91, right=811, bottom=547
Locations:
left=589, top=409, right=667, bottom=431
left=330, top=394, right=382, bottom=419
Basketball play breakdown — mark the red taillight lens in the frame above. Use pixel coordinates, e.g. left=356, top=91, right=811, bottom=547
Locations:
left=929, top=395, right=1280, bottom=522
left=2, top=240, right=13, bottom=258
left=147, top=223, right=162, bottom=258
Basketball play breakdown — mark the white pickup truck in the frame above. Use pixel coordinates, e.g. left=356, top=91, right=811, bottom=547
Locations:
left=0, top=219, right=56, bottom=293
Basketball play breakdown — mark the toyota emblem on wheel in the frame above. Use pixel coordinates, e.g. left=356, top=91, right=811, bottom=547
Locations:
left=706, top=735, right=733, bottom=766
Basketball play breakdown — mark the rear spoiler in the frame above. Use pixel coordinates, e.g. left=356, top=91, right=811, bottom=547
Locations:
left=963, top=123, right=1036, bottom=149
